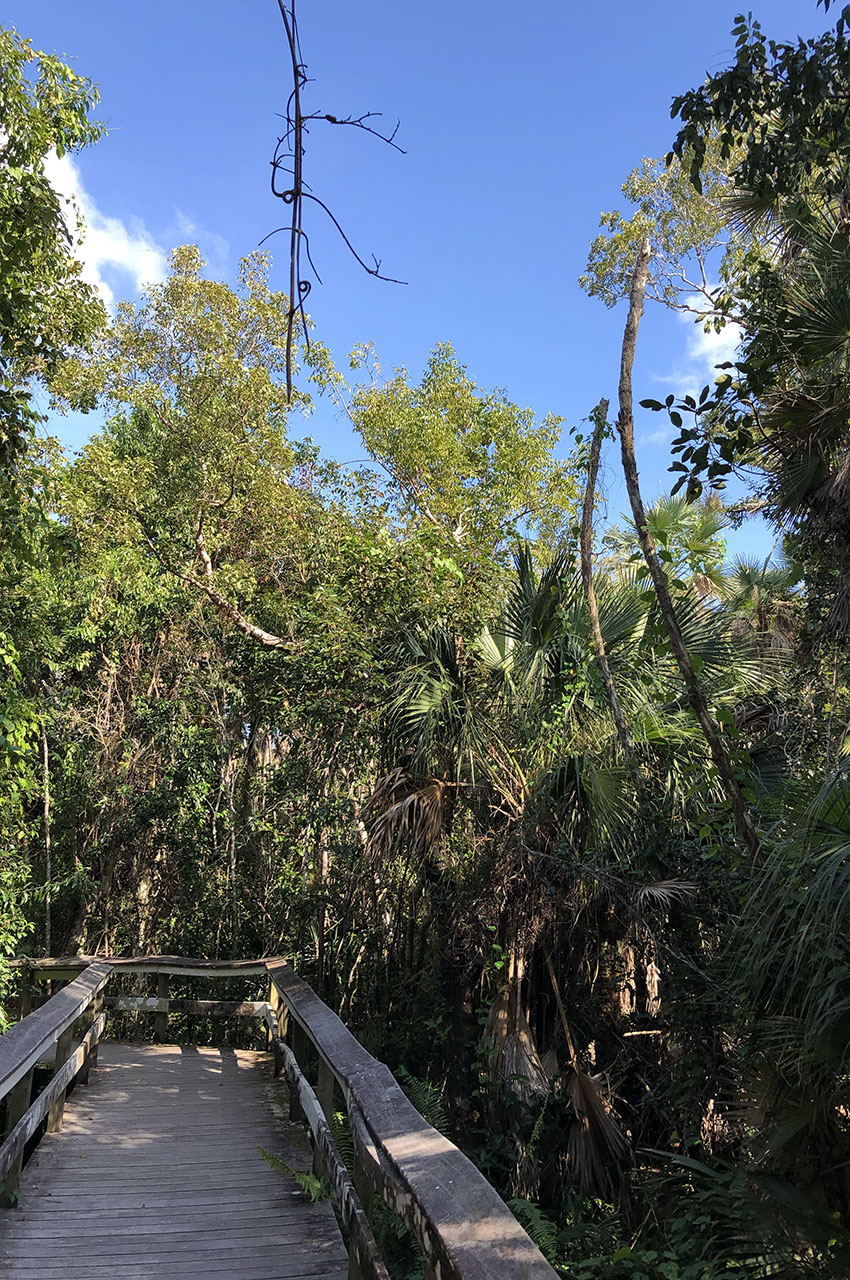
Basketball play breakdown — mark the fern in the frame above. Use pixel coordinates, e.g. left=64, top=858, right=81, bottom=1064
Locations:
left=370, top=1195, right=425, bottom=1280
left=331, top=1109, right=355, bottom=1172
left=258, top=1146, right=330, bottom=1203
left=396, top=1066, right=449, bottom=1136
left=507, top=1198, right=560, bottom=1264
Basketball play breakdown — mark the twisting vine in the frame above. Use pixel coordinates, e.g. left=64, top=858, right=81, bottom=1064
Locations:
left=268, top=0, right=407, bottom=399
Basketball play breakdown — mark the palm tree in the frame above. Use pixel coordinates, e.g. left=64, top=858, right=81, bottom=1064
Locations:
left=733, top=766, right=850, bottom=1226
left=725, top=192, right=850, bottom=635
left=721, top=555, right=799, bottom=648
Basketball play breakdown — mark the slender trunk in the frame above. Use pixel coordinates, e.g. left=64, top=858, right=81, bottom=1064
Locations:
left=616, top=240, right=760, bottom=861
left=580, top=398, right=634, bottom=759
left=41, top=724, right=51, bottom=954
left=315, top=834, right=330, bottom=998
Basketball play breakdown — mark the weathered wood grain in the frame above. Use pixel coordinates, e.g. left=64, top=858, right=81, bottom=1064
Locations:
left=3, top=955, right=556, bottom=1278
left=0, top=1012, right=106, bottom=1186
left=12, top=955, right=270, bottom=978
left=0, top=1043, right=348, bottom=1280
left=272, top=1033, right=391, bottom=1280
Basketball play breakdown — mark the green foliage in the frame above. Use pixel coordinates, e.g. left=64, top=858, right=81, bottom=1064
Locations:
left=258, top=1147, right=329, bottom=1202
left=0, top=25, right=105, bottom=485
left=671, top=10, right=850, bottom=204
left=580, top=141, right=747, bottom=316
left=3, top=36, right=850, bottom=1263
left=395, top=1066, right=449, bottom=1136
left=368, top=1195, right=426, bottom=1280
left=351, top=344, right=577, bottom=557
left=655, top=9, right=850, bottom=637
left=508, top=1198, right=560, bottom=1262
left=330, top=1109, right=355, bottom=1171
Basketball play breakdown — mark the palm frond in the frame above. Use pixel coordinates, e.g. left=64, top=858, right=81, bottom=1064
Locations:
left=635, top=879, right=699, bottom=912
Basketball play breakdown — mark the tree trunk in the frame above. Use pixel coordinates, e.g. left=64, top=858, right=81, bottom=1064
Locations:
left=41, top=724, right=51, bottom=954
left=616, top=240, right=760, bottom=861
left=579, top=398, right=634, bottom=759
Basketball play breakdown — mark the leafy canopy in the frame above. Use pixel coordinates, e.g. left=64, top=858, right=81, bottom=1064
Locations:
left=0, top=26, right=105, bottom=475
left=351, top=344, right=577, bottom=556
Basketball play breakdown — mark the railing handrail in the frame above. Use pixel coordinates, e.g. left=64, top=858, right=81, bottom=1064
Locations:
left=265, top=959, right=558, bottom=1280
left=10, top=955, right=268, bottom=977
left=0, top=961, right=112, bottom=1102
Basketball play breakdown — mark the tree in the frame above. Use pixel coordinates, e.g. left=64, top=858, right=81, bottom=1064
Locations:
left=0, top=26, right=105, bottom=500
left=0, top=27, right=105, bottom=1013
left=664, top=10, right=850, bottom=637
left=584, top=8, right=850, bottom=642
left=580, top=139, right=749, bottom=322
left=53, top=245, right=312, bottom=649
left=350, top=344, right=577, bottom=560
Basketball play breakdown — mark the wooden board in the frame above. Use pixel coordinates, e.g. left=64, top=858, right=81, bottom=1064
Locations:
left=12, top=956, right=272, bottom=979
left=0, top=1042, right=349, bottom=1279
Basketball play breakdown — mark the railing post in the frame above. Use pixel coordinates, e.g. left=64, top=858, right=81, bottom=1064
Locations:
left=47, top=1024, right=75, bottom=1132
left=89, top=990, right=104, bottom=1072
left=19, top=964, right=32, bottom=1020
left=79, top=992, right=105, bottom=1086
left=348, top=1242, right=366, bottom=1280
left=0, top=1067, right=34, bottom=1205
left=267, top=978, right=280, bottom=1050
left=288, top=1020, right=308, bottom=1123
left=154, top=972, right=169, bottom=1043
left=348, top=1154, right=375, bottom=1280
left=312, top=1059, right=336, bottom=1177
left=316, top=1059, right=334, bottom=1122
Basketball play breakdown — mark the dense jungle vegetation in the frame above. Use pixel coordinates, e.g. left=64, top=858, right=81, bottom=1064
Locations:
left=5, top=4, right=850, bottom=1275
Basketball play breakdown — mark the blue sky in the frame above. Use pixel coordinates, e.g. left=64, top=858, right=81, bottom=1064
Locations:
left=10, top=1, right=829, bottom=561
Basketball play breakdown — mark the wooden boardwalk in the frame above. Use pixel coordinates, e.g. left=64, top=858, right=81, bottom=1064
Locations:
left=0, top=1042, right=349, bottom=1279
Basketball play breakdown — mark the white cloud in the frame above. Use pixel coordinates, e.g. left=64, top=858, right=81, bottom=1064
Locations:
left=651, top=294, right=742, bottom=404
left=640, top=425, right=674, bottom=446
left=641, top=293, right=742, bottom=448
left=43, top=151, right=167, bottom=308
left=682, top=313, right=741, bottom=384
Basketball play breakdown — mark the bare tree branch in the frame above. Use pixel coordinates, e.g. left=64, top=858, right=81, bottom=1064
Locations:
left=142, top=524, right=292, bottom=650
left=271, top=0, right=406, bottom=401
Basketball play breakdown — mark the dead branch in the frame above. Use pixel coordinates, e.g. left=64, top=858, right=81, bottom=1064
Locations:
left=271, top=0, right=406, bottom=400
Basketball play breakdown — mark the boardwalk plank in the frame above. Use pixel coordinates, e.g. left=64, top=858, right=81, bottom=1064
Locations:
left=0, top=1042, right=348, bottom=1279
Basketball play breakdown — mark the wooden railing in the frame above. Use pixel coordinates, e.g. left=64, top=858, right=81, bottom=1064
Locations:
left=0, top=961, right=110, bottom=1205
left=3, top=957, right=557, bottom=1280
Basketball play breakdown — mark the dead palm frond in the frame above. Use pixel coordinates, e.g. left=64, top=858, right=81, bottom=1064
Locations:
left=564, top=1067, right=630, bottom=1198
left=634, top=878, right=699, bottom=912
left=364, top=767, right=447, bottom=863
left=483, top=984, right=549, bottom=1104
left=543, top=949, right=630, bottom=1197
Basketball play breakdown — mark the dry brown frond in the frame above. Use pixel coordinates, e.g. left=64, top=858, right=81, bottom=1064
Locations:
left=503, top=1003, right=550, bottom=1103
left=484, top=986, right=549, bottom=1102
left=565, top=1066, right=631, bottom=1196
left=364, top=768, right=446, bottom=863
